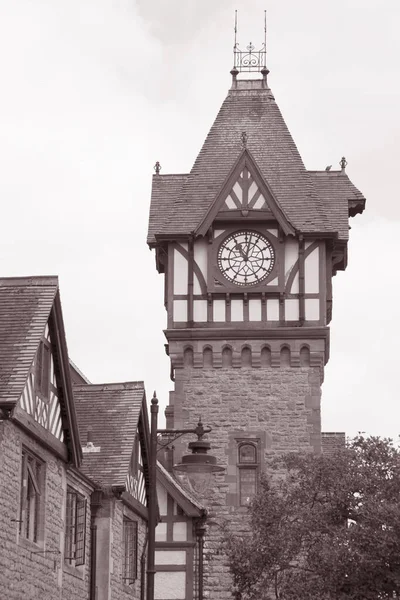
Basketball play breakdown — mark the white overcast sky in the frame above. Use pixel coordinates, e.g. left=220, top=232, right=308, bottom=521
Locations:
left=1, top=0, right=399, bottom=437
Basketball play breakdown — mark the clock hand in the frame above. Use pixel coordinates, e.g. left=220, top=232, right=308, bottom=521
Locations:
left=234, top=242, right=247, bottom=261
left=245, top=234, right=252, bottom=257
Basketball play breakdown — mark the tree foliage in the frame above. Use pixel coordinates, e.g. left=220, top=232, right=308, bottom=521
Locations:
left=225, top=437, right=400, bottom=600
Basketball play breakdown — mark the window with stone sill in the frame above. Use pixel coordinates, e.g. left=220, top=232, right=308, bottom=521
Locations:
left=65, top=487, right=87, bottom=566
left=237, top=442, right=259, bottom=506
left=19, top=448, right=44, bottom=543
left=123, top=518, right=138, bottom=584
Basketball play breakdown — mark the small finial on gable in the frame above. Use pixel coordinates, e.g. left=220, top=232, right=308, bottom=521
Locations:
left=154, top=161, right=161, bottom=175
left=340, top=156, right=348, bottom=172
left=241, top=131, right=248, bottom=148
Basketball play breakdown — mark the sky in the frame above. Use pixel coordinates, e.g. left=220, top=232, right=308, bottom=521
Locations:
left=0, top=0, right=399, bottom=437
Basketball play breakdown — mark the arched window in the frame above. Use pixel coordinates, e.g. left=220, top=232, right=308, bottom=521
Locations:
left=237, top=442, right=258, bottom=506
left=203, top=347, right=213, bottom=368
left=183, top=347, right=194, bottom=367
left=300, top=346, right=310, bottom=367
left=280, top=346, right=291, bottom=368
left=222, top=346, right=232, bottom=368
left=241, top=346, right=252, bottom=368
left=260, top=346, right=271, bottom=368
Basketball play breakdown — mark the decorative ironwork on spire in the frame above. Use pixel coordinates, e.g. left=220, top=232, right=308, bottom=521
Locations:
left=232, top=10, right=268, bottom=74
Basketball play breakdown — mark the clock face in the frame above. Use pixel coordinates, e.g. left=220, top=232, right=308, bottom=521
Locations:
left=217, top=230, right=275, bottom=286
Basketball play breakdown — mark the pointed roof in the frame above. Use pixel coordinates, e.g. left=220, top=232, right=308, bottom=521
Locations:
left=74, top=382, right=147, bottom=489
left=0, top=276, right=58, bottom=405
left=148, top=79, right=365, bottom=244
left=0, top=276, right=82, bottom=465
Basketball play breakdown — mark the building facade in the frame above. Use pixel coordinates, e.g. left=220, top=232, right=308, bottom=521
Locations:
left=0, top=277, right=152, bottom=600
left=148, top=59, right=365, bottom=597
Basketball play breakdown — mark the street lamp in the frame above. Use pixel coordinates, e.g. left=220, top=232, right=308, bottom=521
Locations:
left=146, top=392, right=223, bottom=600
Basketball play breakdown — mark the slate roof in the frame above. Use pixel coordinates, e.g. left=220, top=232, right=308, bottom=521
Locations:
left=309, top=171, right=366, bottom=240
left=0, top=276, right=58, bottom=405
left=74, top=382, right=145, bottom=488
left=148, top=79, right=365, bottom=244
left=147, top=174, right=188, bottom=245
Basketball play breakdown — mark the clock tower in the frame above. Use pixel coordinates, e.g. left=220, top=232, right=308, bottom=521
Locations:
left=147, top=38, right=365, bottom=599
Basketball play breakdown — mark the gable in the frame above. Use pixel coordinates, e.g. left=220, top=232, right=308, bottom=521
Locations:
left=19, top=322, right=64, bottom=442
left=0, top=278, right=81, bottom=466
left=196, top=150, right=294, bottom=237
left=222, top=166, right=271, bottom=212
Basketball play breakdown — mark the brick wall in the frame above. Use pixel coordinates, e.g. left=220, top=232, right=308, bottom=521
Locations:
left=0, top=420, right=92, bottom=600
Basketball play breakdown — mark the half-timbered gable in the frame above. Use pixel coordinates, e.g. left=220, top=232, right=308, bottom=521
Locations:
left=73, top=381, right=151, bottom=600
left=0, top=276, right=81, bottom=464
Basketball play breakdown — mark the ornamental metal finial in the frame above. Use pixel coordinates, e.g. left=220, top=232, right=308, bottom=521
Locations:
left=340, top=156, right=348, bottom=171
left=232, top=10, right=268, bottom=75
left=241, top=131, right=248, bottom=148
left=154, top=161, right=161, bottom=174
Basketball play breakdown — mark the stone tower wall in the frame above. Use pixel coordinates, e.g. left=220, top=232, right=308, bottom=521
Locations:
left=167, top=335, right=326, bottom=599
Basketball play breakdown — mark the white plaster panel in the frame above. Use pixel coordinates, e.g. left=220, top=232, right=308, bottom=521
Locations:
left=155, top=572, right=186, bottom=600
left=305, top=241, right=313, bottom=250
left=284, top=238, right=299, bottom=284
left=248, top=180, right=257, bottom=199
left=249, top=298, right=262, bottom=321
left=267, top=229, right=278, bottom=237
left=155, top=522, right=167, bottom=542
left=173, top=300, right=187, bottom=322
left=285, top=299, right=299, bottom=321
left=214, top=229, right=225, bottom=239
left=231, top=299, right=244, bottom=321
left=155, top=550, right=186, bottom=566
left=157, top=484, right=168, bottom=516
left=267, top=298, right=279, bottom=320
left=193, top=300, right=207, bottom=322
left=193, top=239, right=208, bottom=293
left=225, top=195, right=236, bottom=209
left=253, top=194, right=265, bottom=209
left=173, top=246, right=188, bottom=294
left=305, top=246, right=319, bottom=293
left=266, top=276, right=278, bottom=287
left=213, top=299, right=226, bottom=322
left=305, top=298, right=320, bottom=321
left=173, top=522, right=187, bottom=542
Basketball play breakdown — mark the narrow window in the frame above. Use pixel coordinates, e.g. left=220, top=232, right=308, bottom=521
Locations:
left=238, top=443, right=258, bottom=506
left=20, top=449, right=43, bottom=543
left=123, top=518, right=138, bottom=584
left=65, top=487, right=87, bottom=566
left=35, top=341, right=51, bottom=399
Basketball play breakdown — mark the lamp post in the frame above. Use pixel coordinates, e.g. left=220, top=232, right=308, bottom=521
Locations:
left=146, top=392, right=223, bottom=600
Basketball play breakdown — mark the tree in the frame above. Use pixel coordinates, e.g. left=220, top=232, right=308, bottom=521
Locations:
left=225, top=437, right=400, bottom=600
